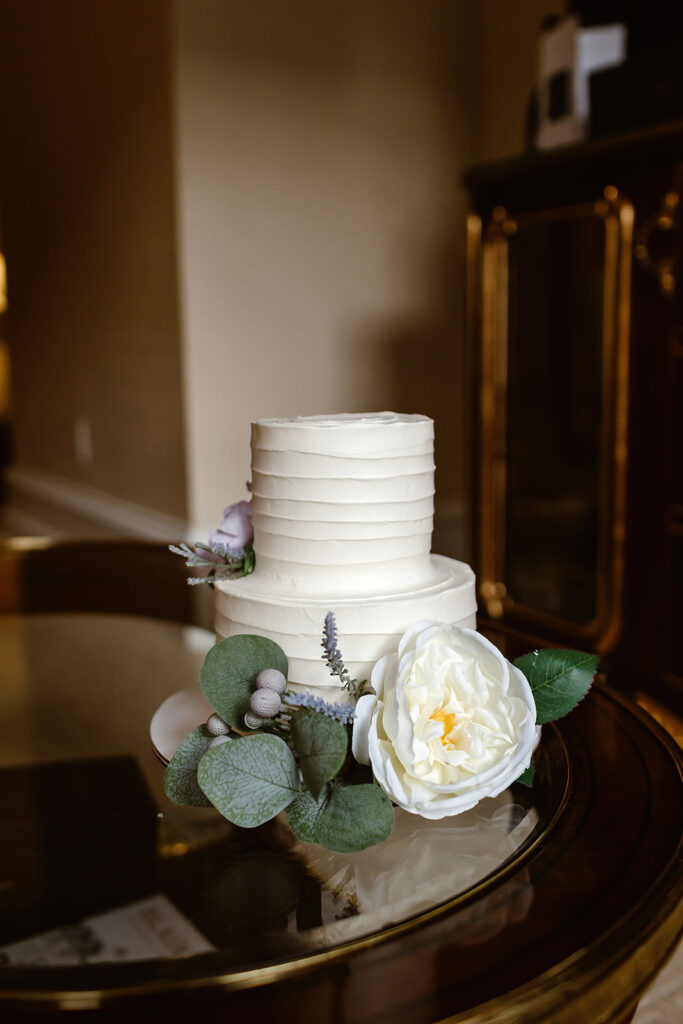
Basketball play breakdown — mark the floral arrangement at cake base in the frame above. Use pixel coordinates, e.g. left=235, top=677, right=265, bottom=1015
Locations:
left=163, top=612, right=598, bottom=853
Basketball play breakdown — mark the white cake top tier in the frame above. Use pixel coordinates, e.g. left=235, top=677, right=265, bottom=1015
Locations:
left=252, top=412, right=433, bottom=455
left=249, top=412, right=437, bottom=596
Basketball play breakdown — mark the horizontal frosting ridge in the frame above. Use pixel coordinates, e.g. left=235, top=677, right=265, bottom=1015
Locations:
left=250, top=413, right=436, bottom=588
left=214, top=414, right=477, bottom=693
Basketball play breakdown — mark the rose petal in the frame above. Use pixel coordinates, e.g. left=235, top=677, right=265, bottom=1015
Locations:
left=364, top=623, right=538, bottom=820
left=351, top=694, right=377, bottom=766
left=370, top=653, right=394, bottom=700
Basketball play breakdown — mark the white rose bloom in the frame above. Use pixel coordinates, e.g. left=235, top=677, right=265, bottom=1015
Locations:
left=352, top=623, right=538, bottom=820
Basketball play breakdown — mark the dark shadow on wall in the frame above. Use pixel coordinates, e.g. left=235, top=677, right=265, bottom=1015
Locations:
left=343, top=237, right=473, bottom=563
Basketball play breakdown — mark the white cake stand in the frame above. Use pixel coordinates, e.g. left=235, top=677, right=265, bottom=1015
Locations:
left=150, top=688, right=214, bottom=765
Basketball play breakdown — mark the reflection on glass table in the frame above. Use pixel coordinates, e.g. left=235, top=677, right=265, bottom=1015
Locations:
left=0, top=612, right=541, bottom=965
left=296, top=795, right=536, bottom=948
left=0, top=608, right=680, bottom=1024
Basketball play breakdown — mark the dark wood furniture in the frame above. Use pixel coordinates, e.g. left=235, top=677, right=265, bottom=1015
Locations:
left=465, top=122, right=683, bottom=709
left=0, top=537, right=206, bottom=625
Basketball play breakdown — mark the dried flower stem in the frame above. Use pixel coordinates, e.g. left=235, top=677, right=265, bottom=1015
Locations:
left=321, top=611, right=365, bottom=700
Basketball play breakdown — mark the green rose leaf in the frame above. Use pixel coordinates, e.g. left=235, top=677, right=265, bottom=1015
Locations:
left=163, top=725, right=213, bottom=807
left=200, top=635, right=288, bottom=729
left=242, top=543, right=255, bottom=576
left=286, top=786, right=331, bottom=843
left=290, top=708, right=348, bottom=800
left=197, top=734, right=299, bottom=827
left=514, top=649, right=599, bottom=724
left=515, top=764, right=535, bottom=788
left=314, top=784, right=394, bottom=853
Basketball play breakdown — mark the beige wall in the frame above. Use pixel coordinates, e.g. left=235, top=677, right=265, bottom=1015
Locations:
left=172, top=0, right=479, bottom=541
left=469, top=0, right=564, bottom=164
left=0, top=0, right=187, bottom=521
left=0, top=0, right=556, bottom=543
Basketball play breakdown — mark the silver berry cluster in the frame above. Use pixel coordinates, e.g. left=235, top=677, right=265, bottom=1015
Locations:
left=206, top=711, right=232, bottom=748
left=206, top=665, right=354, bottom=737
left=244, top=668, right=287, bottom=729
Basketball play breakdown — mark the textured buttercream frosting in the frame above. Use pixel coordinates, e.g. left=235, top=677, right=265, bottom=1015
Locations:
left=215, top=413, right=476, bottom=695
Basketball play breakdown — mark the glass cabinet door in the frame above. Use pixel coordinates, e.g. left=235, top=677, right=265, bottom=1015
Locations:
left=474, top=190, right=633, bottom=649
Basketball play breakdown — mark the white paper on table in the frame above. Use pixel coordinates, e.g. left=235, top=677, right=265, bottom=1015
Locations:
left=0, top=894, right=215, bottom=966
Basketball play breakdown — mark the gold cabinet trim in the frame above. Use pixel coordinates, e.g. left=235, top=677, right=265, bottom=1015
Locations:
left=475, top=193, right=633, bottom=651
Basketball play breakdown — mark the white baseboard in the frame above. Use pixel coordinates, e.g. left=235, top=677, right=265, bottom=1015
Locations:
left=4, top=466, right=188, bottom=540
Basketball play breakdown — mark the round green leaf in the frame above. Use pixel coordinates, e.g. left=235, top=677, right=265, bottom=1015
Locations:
left=286, top=786, right=330, bottom=843
left=163, top=725, right=213, bottom=807
left=514, top=649, right=599, bottom=724
left=197, top=734, right=299, bottom=828
left=315, top=784, right=394, bottom=853
left=515, top=764, right=535, bottom=788
left=290, top=708, right=348, bottom=799
left=200, top=635, right=288, bottom=729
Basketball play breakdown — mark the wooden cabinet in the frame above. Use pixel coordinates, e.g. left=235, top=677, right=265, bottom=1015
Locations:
left=465, top=122, right=683, bottom=706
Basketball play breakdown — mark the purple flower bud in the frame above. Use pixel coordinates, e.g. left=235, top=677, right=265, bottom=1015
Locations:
left=209, top=500, right=253, bottom=556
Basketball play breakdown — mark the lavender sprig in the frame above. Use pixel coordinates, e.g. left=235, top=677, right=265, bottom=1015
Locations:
left=321, top=611, right=365, bottom=699
left=169, top=542, right=216, bottom=567
left=321, top=610, right=350, bottom=685
left=169, top=541, right=254, bottom=585
left=285, top=691, right=355, bottom=725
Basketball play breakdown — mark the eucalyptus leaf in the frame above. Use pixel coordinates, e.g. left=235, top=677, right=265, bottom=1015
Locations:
left=286, top=786, right=331, bottom=843
left=515, top=765, right=535, bottom=788
left=163, top=725, right=213, bottom=807
left=514, top=649, right=599, bottom=724
left=290, top=708, right=348, bottom=799
left=314, top=784, right=394, bottom=853
left=197, top=734, right=299, bottom=827
left=200, top=635, right=288, bottom=729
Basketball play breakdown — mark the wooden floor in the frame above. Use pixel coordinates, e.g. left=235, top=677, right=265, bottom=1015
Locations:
left=630, top=694, right=682, bottom=1022
left=633, top=939, right=683, bottom=1023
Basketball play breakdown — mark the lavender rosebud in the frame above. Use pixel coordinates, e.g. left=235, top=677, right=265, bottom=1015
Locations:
left=250, top=689, right=282, bottom=718
left=209, top=500, right=253, bottom=556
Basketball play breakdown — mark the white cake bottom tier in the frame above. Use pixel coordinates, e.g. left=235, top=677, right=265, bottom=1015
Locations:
left=214, top=554, right=476, bottom=698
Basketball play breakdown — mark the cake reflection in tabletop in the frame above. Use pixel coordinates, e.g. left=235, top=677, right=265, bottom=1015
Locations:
left=289, top=794, right=537, bottom=948
left=0, top=774, right=540, bottom=970
left=148, top=776, right=543, bottom=965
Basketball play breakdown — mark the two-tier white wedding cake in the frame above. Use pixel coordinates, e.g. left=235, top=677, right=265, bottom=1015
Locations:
left=215, top=413, right=476, bottom=697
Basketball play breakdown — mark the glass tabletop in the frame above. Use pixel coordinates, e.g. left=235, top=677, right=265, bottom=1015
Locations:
left=0, top=608, right=681, bottom=1024
left=0, top=613, right=550, bottom=966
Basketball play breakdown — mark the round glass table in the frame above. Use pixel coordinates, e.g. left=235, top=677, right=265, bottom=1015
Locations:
left=0, top=612, right=681, bottom=1023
